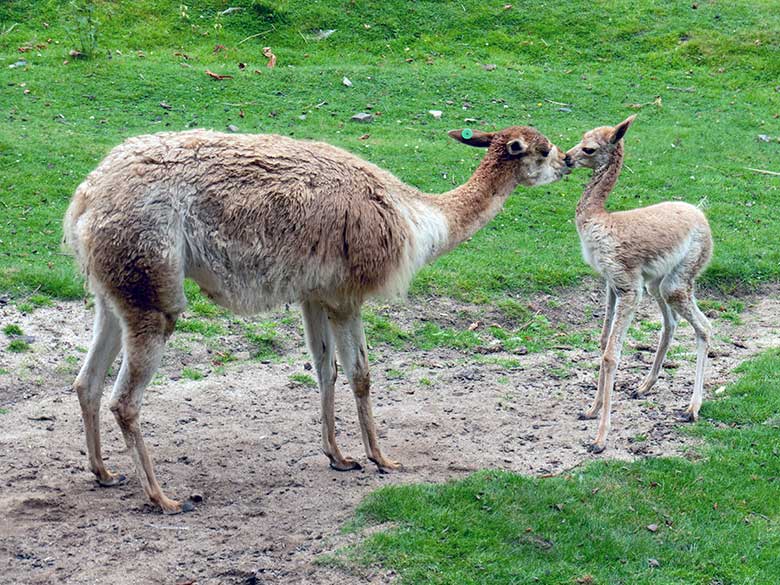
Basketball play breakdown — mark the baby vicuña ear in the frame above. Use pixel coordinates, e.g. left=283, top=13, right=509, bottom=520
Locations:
left=610, top=115, right=637, bottom=144
left=448, top=129, right=495, bottom=148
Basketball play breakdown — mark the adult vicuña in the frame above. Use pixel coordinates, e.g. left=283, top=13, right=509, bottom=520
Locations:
left=64, top=127, right=570, bottom=513
left=567, top=115, right=713, bottom=453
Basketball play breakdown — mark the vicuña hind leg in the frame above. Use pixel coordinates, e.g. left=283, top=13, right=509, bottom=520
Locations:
left=665, top=292, right=711, bottom=422
left=301, top=300, right=361, bottom=471
left=633, top=283, right=678, bottom=398
left=108, top=309, right=190, bottom=514
left=329, top=307, right=400, bottom=473
left=74, top=294, right=123, bottom=486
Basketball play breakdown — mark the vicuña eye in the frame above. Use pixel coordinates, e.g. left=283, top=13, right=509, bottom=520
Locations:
left=582, top=147, right=597, bottom=155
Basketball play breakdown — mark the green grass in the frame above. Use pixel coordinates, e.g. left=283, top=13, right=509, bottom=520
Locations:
left=7, top=339, right=30, bottom=352
left=244, top=321, right=281, bottom=360
left=289, top=373, right=317, bottom=388
left=175, top=317, right=225, bottom=337
left=180, top=367, right=203, bottom=381
left=1, top=1, right=779, bottom=301
left=3, top=324, right=23, bottom=336
left=345, top=349, right=780, bottom=584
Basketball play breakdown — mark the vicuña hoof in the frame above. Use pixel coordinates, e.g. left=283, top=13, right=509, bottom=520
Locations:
left=587, top=442, right=606, bottom=454
left=677, top=410, right=698, bottom=423
left=329, top=457, right=363, bottom=472
left=370, top=457, right=402, bottom=474
left=96, top=473, right=127, bottom=488
left=578, top=412, right=597, bottom=421
left=160, top=497, right=195, bottom=515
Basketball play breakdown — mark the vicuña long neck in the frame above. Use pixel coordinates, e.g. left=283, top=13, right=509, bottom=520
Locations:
left=576, top=141, right=624, bottom=224
left=425, top=155, right=518, bottom=256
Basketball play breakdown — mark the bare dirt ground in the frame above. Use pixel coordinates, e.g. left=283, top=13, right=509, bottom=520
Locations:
left=1, top=283, right=778, bottom=584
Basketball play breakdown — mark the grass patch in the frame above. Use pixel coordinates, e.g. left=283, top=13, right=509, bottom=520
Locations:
left=289, top=373, right=317, bottom=388
left=180, top=367, right=203, bottom=381
left=175, top=317, right=225, bottom=337
left=699, top=299, right=747, bottom=325
left=0, top=407, right=8, bottom=414
left=245, top=321, right=281, bottom=360
left=1, top=2, right=778, bottom=300
left=3, top=324, right=23, bottom=336
left=7, top=339, right=30, bottom=352
left=346, top=349, right=780, bottom=583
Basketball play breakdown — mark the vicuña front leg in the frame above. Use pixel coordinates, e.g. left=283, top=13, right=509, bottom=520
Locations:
left=74, top=295, right=124, bottom=486
left=301, top=301, right=361, bottom=471
left=580, top=286, right=616, bottom=421
left=589, top=293, right=637, bottom=453
left=330, top=309, right=400, bottom=473
left=108, top=310, right=192, bottom=514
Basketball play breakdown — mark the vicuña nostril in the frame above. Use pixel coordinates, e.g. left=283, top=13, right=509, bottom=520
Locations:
left=564, top=154, right=574, bottom=167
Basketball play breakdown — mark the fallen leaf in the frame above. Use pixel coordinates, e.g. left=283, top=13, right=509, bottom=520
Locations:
left=342, top=76, right=352, bottom=87
left=647, top=523, right=659, bottom=532
left=159, top=102, right=173, bottom=110
left=205, top=70, right=233, bottom=80
left=263, top=46, right=276, bottom=68
left=358, top=134, right=370, bottom=140
left=213, top=44, right=227, bottom=53
left=648, top=558, right=660, bottom=568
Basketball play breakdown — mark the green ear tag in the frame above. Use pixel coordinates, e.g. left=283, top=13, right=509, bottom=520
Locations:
left=461, top=128, right=473, bottom=140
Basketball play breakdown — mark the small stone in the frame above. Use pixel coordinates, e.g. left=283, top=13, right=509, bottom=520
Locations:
left=758, top=134, right=771, bottom=142
left=648, top=558, right=660, bottom=568
left=298, top=114, right=307, bottom=120
left=464, top=117, right=478, bottom=123
left=190, top=493, right=204, bottom=503
left=558, top=107, right=572, bottom=113
left=342, top=76, right=352, bottom=87
left=428, top=110, right=443, bottom=119
left=646, top=523, right=659, bottom=532
left=227, top=124, right=240, bottom=133
left=483, top=63, right=497, bottom=71
left=351, top=112, right=373, bottom=123
left=9, top=60, right=27, bottom=69
left=512, top=346, right=528, bottom=355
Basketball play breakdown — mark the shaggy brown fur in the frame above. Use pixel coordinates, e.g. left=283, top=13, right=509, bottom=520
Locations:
left=64, top=127, right=568, bottom=513
left=567, top=116, right=713, bottom=453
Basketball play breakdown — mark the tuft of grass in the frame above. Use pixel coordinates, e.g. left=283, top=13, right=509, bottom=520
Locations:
left=180, top=367, right=203, bottom=381
left=289, top=373, right=317, bottom=388
left=175, top=317, right=225, bottom=337
left=345, top=349, right=780, bottom=583
left=0, top=407, right=8, bottom=414
left=3, top=324, right=23, bottom=336
left=7, top=339, right=30, bottom=352
left=699, top=299, right=746, bottom=325
left=245, top=321, right=281, bottom=360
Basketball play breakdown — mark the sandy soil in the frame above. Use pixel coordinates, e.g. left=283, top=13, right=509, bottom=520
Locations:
left=1, top=284, right=777, bottom=584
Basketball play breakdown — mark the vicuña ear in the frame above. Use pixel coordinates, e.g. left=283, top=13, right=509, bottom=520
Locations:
left=506, top=138, right=527, bottom=156
left=610, top=114, right=636, bottom=144
left=448, top=128, right=495, bottom=148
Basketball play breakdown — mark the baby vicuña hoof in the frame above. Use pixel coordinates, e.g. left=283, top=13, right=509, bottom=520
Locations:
left=578, top=412, right=598, bottom=421
left=587, top=442, right=606, bottom=454
left=677, top=410, right=698, bottom=423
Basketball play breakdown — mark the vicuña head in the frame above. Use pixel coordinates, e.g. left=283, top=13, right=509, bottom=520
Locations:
left=565, top=114, right=636, bottom=170
left=448, top=125, right=570, bottom=186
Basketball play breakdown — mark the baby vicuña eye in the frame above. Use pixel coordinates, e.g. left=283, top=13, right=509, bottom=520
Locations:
left=582, top=147, right=597, bottom=155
